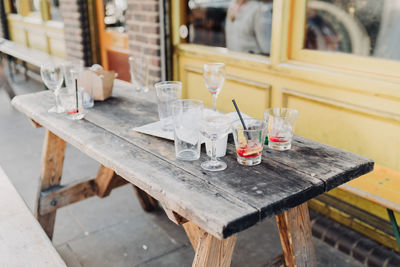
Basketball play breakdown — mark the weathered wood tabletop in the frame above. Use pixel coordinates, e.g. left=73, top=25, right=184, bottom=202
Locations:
left=12, top=80, right=374, bottom=266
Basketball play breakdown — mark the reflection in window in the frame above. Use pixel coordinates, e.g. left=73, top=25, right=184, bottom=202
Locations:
left=104, top=0, right=127, bottom=33
left=305, top=0, right=400, bottom=61
left=49, top=0, right=62, bottom=22
left=187, top=0, right=273, bottom=56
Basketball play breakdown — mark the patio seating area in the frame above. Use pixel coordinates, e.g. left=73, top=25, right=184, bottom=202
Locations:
left=0, top=70, right=371, bottom=267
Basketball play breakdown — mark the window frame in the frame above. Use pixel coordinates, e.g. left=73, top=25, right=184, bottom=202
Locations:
left=289, top=0, right=400, bottom=78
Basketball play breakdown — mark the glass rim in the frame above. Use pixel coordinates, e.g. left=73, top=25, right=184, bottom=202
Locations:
left=204, top=62, right=225, bottom=67
left=232, top=118, right=267, bottom=131
left=264, top=107, right=299, bottom=118
left=154, top=81, right=182, bottom=88
left=171, top=99, right=204, bottom=107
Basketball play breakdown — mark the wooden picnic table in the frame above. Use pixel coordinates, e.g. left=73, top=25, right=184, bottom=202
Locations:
left=12, top=80, right=373, bottom=267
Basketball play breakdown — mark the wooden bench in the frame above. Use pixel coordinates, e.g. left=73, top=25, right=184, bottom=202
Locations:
left=339, top=164, right=400, bottom=252
left=0, top=37, right=66, bottom=99
left=0, top=166, right=66, bottom=266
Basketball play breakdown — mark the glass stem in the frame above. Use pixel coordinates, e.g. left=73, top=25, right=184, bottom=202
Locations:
left=54, top=90, right=61, bottom=110
left=211, top=139, right=217, bottom=162
left=212, top=94, right=217, bottom=111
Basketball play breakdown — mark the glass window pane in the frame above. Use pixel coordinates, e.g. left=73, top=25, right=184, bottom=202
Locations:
left=187, top=0, right=273, bottom=56
left=49, top=0, right=62, bottom=21
left=304, top=0, right=400, bottom=61
left=104, top=0, right=127, bottom=33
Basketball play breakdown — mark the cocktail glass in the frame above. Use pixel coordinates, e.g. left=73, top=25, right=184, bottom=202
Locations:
left=201, top=115, right=231, bottom=171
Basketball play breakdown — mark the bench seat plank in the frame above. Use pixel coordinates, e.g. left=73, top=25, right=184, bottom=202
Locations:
left=0, top=38, right=65, bottom=67
left=340, top=164, right=400, bottom=214
left=0, top=167, right=66, bottom=267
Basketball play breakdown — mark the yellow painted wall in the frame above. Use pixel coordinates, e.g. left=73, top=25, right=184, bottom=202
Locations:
left=7, top=13, right=66, bottom=58
left=173, top=0, right=400, bottom=250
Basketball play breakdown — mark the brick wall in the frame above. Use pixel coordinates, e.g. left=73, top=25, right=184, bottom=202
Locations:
left=126, top=0, right=162, bottom=87
left=59, top=0, right=92, bottom=65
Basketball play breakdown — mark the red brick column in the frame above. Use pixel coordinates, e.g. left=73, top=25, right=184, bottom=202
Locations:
left=126, top=0, right=162, bottom=87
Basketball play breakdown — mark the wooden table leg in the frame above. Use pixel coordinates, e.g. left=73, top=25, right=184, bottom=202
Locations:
left=35, top=130, right=66, bottom=239
left=183, top=221, right=237, bottom=267
left=276, top=202, right=317, bottom=267
left=132, top=185, right=158, bottom=212
left=0, top=59, right=15, bottom=99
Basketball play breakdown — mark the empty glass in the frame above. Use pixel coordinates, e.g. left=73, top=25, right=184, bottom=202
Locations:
left=40, top=63, right=64, bottom=113
left=129, top=55, right=149, bottom=92
left=264, top=108, right=299, bottom=151
left=203, top=63, right=225, bottom=111
left=232, top=119, right=267, bottom=166
left=155, top=81, right=182, bottom=131
left=59, top=87, right=85, bottom=120
left=200, top=115, right=231, bottom=171
left=172, top=99, right=204, bottom=161
left=62, top=60, right=84, bottom=91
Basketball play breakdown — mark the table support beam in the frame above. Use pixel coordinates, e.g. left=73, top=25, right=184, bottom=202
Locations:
left=182, top=221, right=237, bottom=267
left=276, top=202, right=317, bottom=267
left=133, top=185, right=159, bottom=212
left=35, top=130, right=66, bottom=239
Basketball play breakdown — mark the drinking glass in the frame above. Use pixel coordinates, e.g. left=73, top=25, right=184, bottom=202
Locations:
left=155, top=81, right=182, bottom=131
left=129, top=55, right=149, bottom=92
left=232, top=119, right=267, bottom=166
left=59, top=87, right=85, bottom=120
left=264, top=108, right=298, bottom=151
left=200, top=115, right=231, bottom=171
left=40, top=63, right=64, bottom=113
left=62, top=60, right=84, bottom=91
left=172, top=99, right=204, bottom=161
left=203, top=63, right=225, bottom=111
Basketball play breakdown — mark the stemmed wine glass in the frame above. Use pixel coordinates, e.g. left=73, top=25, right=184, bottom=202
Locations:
left=200, top=114, right=231, bottom=171
left=40, top=63, right=64, bottom=113
left=203, top=63, right=226, bottom=111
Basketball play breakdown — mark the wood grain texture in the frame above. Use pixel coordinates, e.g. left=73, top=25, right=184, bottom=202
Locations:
left=11, top=82, right=374, bottom=239
left=95, top=165, right=118, bottom=198
left=192, top=228, right=237, bottom=267
left=183, top=221, right=202, bottom=250
left=12, top=90, right=258, bottom=239
left=36, top=130, right=66, bottom=239
left=162, top=205, right=188, bottom=225
left=0, top=166, right=66, bottom=267
left=276, top=203, right=316, bottom=267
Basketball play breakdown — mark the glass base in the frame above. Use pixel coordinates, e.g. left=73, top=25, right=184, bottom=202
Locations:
left=268, top=141, right=291, bottom=151
left=201, top=159, right=227, bottom=172
left=236, top=155, right=262, bottom=166
left=67, top=112, right=85, bottom=120
left=48, top=105, right=65, bottom=113
left=176, top=149, right=200, bottom=161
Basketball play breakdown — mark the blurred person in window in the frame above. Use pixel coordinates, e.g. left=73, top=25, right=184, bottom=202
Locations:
left=305, top=9, right=341, bottom=51
left=225, top=0, right=273, bottom=56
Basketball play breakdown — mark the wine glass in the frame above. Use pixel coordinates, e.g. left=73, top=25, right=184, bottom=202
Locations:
left=40, top=63, right=64, bottom=113
left=200, top=115, right=231, bottom=171
left=203, top=63, right=226, bottom=111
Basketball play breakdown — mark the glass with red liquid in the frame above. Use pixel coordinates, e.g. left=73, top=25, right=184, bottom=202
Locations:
left=264, top=108, right=298, bottom=151
left=232, top=119, right=267, bottom=166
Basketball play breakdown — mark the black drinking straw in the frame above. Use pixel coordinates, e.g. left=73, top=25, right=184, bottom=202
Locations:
left=75, top=79, right=79, bottom=113
left=232, top=99, right=247, bottom=130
